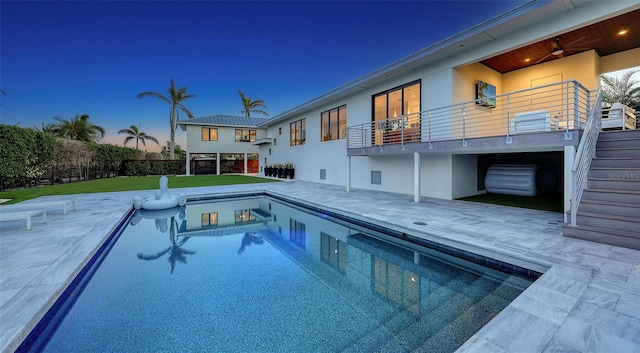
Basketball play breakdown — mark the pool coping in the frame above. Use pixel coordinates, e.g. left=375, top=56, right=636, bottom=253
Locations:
left=1, top=181, right=639, bottom=353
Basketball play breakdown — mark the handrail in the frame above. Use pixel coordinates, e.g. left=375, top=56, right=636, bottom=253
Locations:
left=346, top=80, right=593, bottom=149
left=570, top=88, right=603, bottom=226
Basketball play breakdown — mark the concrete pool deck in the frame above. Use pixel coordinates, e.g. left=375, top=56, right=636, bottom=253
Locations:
left=0, top=180, right=638, bottom=353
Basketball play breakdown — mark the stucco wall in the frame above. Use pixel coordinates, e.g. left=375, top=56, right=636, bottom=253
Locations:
left=600, top=47, right=640, bottom=75
left=185, top=125, right=264, bottom=154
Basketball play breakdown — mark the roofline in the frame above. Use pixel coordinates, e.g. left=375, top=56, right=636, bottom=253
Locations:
left=258, top=0, right=549, bottom=127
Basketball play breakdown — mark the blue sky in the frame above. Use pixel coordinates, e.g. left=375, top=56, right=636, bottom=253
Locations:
left=1, top=1, right=529, bottom=151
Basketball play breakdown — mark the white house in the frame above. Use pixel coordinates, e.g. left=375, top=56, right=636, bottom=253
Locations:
left=250, top=1, right=638, bottom=203
left=178, top=115, right=268, bottom=175
left=180, top=1, right=640, bottom=247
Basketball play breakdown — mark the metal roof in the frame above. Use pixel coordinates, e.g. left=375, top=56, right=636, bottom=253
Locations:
left=178, top=115, right=268, bottom=130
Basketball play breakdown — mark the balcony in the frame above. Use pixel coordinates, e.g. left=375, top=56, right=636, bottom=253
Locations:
left=346, top=80, right=598, bottom=156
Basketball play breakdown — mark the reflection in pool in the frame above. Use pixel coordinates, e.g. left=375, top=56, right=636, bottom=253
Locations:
left=32, top=196, right=535, bottom=353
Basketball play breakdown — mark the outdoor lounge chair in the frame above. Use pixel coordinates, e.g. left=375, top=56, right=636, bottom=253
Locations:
left=0, top=199, right=76, bottom=215
left=0, top=209, right=47, bottom=230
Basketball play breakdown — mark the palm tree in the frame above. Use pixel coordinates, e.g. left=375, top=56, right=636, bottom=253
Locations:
left=51, top=114, right=106, bottom=142
left=601, top=69, right=640, bottom=110
left=238, top=90, right=268, bottom=117
left=137, top=79, right=196, bottom=159
left=118, top=125, right=159, bottom=150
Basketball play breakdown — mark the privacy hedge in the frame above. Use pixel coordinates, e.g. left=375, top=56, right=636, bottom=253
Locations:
left=0, top=125, right=55, bottom=190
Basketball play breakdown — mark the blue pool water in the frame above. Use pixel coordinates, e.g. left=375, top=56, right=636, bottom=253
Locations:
left=27, top=196, right=535, bottom=352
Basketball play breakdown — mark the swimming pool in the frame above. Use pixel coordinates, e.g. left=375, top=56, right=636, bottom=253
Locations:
left=21, top=195, right=536, bottom=352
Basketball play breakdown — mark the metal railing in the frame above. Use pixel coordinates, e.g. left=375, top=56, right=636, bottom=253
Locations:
left=570, top=88, right=603, bottom=226
left=346, top=80, right=595, bottom=150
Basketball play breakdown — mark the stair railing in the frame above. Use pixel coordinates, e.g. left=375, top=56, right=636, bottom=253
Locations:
left=570, top=88, right=603, bottom=226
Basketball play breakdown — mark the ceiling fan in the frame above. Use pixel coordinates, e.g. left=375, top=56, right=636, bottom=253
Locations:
left=534, top=36, right=597, bottom=64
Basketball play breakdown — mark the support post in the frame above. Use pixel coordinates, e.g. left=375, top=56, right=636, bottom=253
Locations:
left=216, top=153, right=221, bottom=175
left=346, top=156, right=351, bottom=192
left=414, top=152, right=420, bottom=203
left=185, top=153, right=191, bottom=176
left=244, top=153, right=248, bottom=174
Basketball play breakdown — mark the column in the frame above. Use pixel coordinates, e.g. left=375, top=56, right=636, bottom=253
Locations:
left=216, top=153, right=221, bottom=176
left=346, top=156, right=351, bottom=192
left=414, top=152, right=421, bottom=203
left=244, top=153, right=248, bottom=174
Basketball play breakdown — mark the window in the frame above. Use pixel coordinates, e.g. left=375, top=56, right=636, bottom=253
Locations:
left=321, top=233, right=347, bottom=273
left=235, top=210, right=256, bottom=223
left=289, top=218, right=306, bottom=249
left=372, top=81, right=421, bottom=144
left=290, top=118, right=306, bottom=146
left=201, top=212, right=218, bottom=227
left=321, top=105, right=347, bottom=141
left=235, top=129, right=256, bottom=142
left=201, top=128, right=218, bottom=141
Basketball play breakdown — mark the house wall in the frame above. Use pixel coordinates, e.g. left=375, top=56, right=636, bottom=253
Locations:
left=186, top=125, right=266, bottom=154
left=452, top=154, right=479, bottom=199
left=600, top=47, right=640, bottom=75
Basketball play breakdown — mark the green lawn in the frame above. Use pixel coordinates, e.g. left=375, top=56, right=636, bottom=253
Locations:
left=458, top=192, right=563, bottom=213
left=0, top=175, right=280, bottom=204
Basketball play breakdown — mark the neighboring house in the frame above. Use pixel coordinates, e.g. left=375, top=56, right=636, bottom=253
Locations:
left=251, top=0, right=639, bottom=218
left=178, top=115, right=268, bottom=175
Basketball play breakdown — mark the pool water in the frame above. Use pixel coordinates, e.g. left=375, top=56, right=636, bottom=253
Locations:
left=33, top=196, right=534, bottom=352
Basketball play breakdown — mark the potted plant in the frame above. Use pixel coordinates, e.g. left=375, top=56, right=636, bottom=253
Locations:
left=277, top=163, right=285, bottom=178
left=286, top=163, right=294, bottom=179
left=264, top=164, right=271, bottom=177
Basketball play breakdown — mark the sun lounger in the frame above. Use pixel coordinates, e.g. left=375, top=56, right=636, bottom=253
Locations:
left=1, top=199, right=76, bottom=215
left=0, top=210, right=47, bottom=230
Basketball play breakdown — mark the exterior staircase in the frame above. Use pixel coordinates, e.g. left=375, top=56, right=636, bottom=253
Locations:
left=564, top=129, right=640, bottom=250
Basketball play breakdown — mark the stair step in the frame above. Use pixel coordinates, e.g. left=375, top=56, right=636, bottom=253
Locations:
left=596, top=148, right=640, bottom=159
left=563, top=224, right=640, bottom=250
left=598, top=129, right=640, bottom=140
left=588, top=167, right=640, bottom=179
left=576, top=211, right=640, bottom=233
left=591, top=158, right=640, bottom=168
left=579, top=199, right=640, bottom=218
left=587, top=177, right=640, bottom=191
left=596, top=138, right=640, bottom=149
left=582, top=188, right=640, bottom=204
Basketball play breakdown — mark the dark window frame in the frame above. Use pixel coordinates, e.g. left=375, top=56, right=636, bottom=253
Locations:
left=321, top=105, right=347, bottom=141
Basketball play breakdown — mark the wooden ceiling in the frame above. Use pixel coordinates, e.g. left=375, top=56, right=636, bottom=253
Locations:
left=480, top=9, right=640, bottom=73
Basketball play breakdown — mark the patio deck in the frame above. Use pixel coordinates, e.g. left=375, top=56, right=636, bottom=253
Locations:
left=1, top=181, right=638, bottom=352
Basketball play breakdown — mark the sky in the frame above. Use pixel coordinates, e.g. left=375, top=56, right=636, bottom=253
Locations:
left=1, top=0, right=532, bottom=152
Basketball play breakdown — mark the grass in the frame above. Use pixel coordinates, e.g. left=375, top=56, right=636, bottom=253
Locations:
left=0, top=175, right=280, bottom=204
left=458, top=192, right=563, bottom=213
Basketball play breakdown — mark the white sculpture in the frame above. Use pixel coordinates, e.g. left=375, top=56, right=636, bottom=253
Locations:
left=132, top=176, right=186, bottom=210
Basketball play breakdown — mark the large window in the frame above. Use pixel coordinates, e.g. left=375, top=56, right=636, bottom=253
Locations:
left=290, top=118, right=306, bottom=146
left=372, top=81, right=421, bottom=144
left=201, top=127, right=218, bottom=141
left=321, top=105, right=347, bottom=141
left=235, top=129, right=256, bottom=142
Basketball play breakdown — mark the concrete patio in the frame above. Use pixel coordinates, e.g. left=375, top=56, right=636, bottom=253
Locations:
left=1, top=180, right=638, bottom=353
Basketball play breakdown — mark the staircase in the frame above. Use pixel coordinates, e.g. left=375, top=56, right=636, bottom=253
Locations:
left=564, top=129, right=640, bottom=250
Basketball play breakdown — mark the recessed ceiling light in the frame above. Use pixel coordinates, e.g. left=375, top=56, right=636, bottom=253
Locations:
left=524, top=58, right=531, bottom=63
left=618, top=29, right=628, bottom=36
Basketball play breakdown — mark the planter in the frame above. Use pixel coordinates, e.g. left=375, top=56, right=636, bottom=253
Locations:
left=287, top=168, right=294, bottom=179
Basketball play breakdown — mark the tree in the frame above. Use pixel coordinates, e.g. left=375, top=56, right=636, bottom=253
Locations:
left=161, top=141, right=186, bottom=160
left=137, top=79, right=195, bottom=159
left=238, top=90, right=268, bottom=117
left=51, top=114, right=105, bottom=142
left=601, top=69, right=640, bottom=111
left=118, top=125, right=159, bottom=150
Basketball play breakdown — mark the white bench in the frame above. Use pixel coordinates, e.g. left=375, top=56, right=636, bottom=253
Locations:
left=1, top=199, right=76, bottom=215
left=602, top=102, right=636, bottom=130
left=511, top=110, right=557, bottom=134
left=0, top=210, right=47, bottom=230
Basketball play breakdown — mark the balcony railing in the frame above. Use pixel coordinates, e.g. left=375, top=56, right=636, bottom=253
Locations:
left=346, top=80, right=596, bottom=150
